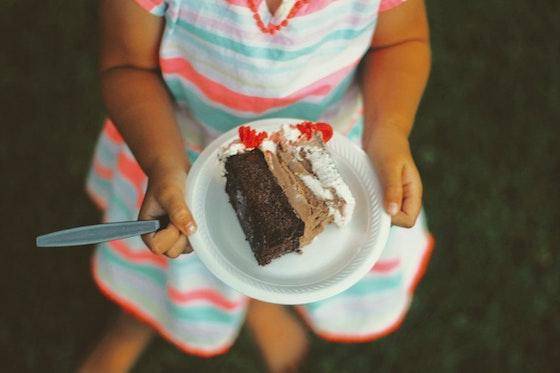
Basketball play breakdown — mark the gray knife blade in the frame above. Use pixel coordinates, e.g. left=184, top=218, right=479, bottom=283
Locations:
left=36, top=218, right=167, bottom=247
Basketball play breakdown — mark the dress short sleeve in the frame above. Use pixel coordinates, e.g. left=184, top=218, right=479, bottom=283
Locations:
left=379, top=0, right=407, bottom=12
left=132, top=0, right=167, bottom=16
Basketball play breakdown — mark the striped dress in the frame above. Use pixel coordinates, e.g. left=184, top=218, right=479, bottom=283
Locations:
left=86, top=0, right=434, bottom=356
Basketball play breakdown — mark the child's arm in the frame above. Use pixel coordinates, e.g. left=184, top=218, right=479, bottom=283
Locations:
left=361, top=0, right=431, bottom=227
left=100, top=0, right=195, bottom=257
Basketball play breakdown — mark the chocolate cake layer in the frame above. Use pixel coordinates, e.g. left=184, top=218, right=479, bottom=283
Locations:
left=224, top=149, right=305, bottom=265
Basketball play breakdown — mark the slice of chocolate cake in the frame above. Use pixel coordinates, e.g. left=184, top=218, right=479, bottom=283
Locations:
left=224, top=149, right=304, bottom=265
left=220, top=122, right=355, bottom=265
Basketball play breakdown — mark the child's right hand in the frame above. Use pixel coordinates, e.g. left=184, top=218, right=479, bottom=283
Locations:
left=138, top=164, right=197, bottom=258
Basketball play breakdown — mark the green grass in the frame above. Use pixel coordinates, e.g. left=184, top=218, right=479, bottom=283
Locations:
left=2, top=0, right=559, bottom=371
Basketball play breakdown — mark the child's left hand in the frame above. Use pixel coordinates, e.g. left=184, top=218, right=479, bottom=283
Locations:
left=365, top=125, right=422, bottom=228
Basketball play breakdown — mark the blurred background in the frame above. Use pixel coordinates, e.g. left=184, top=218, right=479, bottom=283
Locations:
left=2, top=0, right=559, bottom=371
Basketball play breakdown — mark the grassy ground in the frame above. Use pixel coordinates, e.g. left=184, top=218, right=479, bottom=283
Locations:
left=2, top=0, right=559, bottom=371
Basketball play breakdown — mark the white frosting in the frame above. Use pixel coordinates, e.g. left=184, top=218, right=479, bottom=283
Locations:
left=299, top=145, right=355, bottom=226
left=342, top=202, right=354, bottom=224
left=220, top=141, right=246, bottom=158
left=282, top=124, right=301, bottom=142
left=299, top=174, right=334, bottom=200
left=259, top=139, right=277, bottom=153
left=328, top=206, right=345, bottom=227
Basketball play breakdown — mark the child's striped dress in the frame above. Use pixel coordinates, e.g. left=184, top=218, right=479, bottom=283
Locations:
left=86, top=0, right=433, bottom=356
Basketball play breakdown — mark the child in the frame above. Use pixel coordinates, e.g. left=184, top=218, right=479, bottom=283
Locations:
left=81, top=0, right=433, bottom=371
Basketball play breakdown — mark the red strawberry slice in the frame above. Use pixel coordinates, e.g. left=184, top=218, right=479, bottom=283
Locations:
left=238, top=126, right=268, bottom=148
left=296, top=121, right=333, bottom=142
left=313, top=122, right=333, bottom=142
left=296, top=122, right=314, bottom=140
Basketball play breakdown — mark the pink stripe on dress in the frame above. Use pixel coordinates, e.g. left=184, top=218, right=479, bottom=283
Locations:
left=370, top=259, right=400, bottom=273
left=223, top=0, right=248, bottom=6
left=103, top=120, right=124, bottom=144
left=93, top=160, right=113, bottom=180
left=161, top=57, right=357, bottom=113
left=134, top=0, right=163, bottom=12
left=116, top=152, right=146, bottom=208
left=109, top=240, right=169, bottom=268
left=379, top=0, right=406, bottom=12
left=167, top=287, right=245, bottom=310
left=298, top=0, right=338, bottom=16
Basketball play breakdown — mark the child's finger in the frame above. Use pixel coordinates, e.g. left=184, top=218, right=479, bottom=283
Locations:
left=183, top=240, right=193, bottom=254
left=391, top=211, right=416, bottom=228
left=139, top=191, right=167, bottom=249
left=165, top=234, right=188, bottom=258
left=158, top=187, right=197, bottom=236
left=378, top=162, right=404, bottom=216
left=149, top=224, right=180, bottom=255
left=391, top=164, right=422, bottom=228
left=401, top=165, right=423, bottom=224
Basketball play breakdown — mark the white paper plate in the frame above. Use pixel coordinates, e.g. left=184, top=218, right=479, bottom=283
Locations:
left=186, top=118, right=390, bottom=304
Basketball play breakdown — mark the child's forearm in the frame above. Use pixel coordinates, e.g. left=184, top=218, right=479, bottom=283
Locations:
left=361, top=40, right=431, bottom=145
left=101, top=67, right=188, bottom=177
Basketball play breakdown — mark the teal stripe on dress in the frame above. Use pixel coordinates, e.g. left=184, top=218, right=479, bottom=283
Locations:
left=111, top=176, right=138, bottom=212
left=187, top=149, right=200, bottom=163
left=106, top=191, right=137, bottom=221
left=167, top=33, right=361, bottom=76
left=166, top=72, right=355, bottom=132
left=345, top=273, right=403, bottom=295
left=88, top=133, right=119, bottom=175
left=175, top=19, right=375, bottom=61
left=167, top=302, right=242, bottom=324
left=195, top=1, right=248, bottom=23
left=95, top=148, right=117, bottom=169
left=95, top=136, right=120, bottom=165
left=100, top=244, right=167, bottom=285
left=347, top=117, right=364, bottom=141
left=149, top=2, right=167, bottom=17
left=304, top=273, right=404, bottom=312
left=87, top=170, right=112, bottom=200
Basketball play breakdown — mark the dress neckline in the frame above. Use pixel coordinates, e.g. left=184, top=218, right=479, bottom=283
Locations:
left=263, top=0, right=284, bottom=17
left=247, top=0, right=308, bottom=35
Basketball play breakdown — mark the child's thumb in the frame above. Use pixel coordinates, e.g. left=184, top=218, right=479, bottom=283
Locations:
left=379, top=164, right=403, bottom=216
left=159, top=189, right=197, bottom=236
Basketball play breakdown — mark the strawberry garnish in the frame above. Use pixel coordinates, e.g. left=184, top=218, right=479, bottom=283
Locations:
left=239, top=126, right=268, bottom=148
left=313, top=122, right=333, bottom=142
left=296, top=121, right=333, bottom=142
left=296, top=122, right=315, bottom=140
